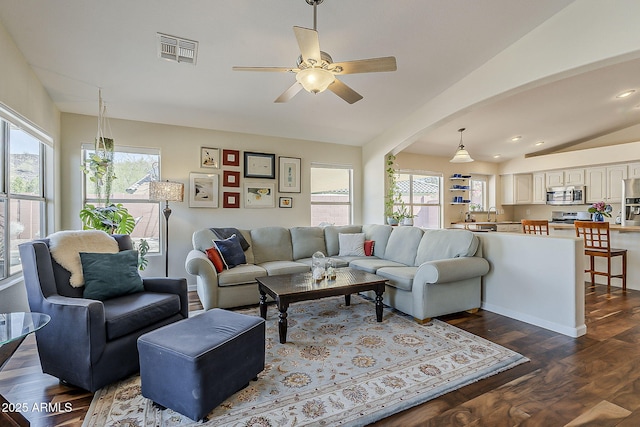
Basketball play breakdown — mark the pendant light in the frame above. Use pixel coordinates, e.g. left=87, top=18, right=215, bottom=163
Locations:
left=449, top=127, right=474, bottom=163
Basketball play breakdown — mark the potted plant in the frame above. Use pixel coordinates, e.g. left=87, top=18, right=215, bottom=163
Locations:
left=385, top=154, right=414, bottom=225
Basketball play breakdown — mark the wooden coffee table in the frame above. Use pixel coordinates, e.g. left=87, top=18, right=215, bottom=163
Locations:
left=257, top=267, right=386, bottom=343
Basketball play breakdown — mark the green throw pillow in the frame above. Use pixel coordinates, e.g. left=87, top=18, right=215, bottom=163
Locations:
left=80, top=250, right=144, bottom=301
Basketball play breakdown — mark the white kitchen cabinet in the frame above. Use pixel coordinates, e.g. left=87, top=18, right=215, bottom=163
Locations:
left=501, top=174, right=514, bottom=205
left=629, top=162, right=640, bottom=179
left=565, top=168, right=585, bottom=186
left=545, top=169, right=584, bottom=187
left=501, top=174, right=532, bottom=205
left=546, top=171, right=564, bottom=188
left=585, top=165, right=627, bottom=203
left=532, top=172, right=546, bottom=204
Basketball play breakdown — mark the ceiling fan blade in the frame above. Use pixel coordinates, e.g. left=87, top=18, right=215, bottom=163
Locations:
left=293, top=26, right=321, bottom=63
left=275, top=82, right=303, bottom=103
left=232, top=66, right=296, bottom=73
left=328, top=79, right=363, bottom=104
left=332, top=57, right=397, bottom=75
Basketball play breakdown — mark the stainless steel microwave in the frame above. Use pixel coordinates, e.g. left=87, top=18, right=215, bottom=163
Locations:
left=546, top=186, right=585, bottom=205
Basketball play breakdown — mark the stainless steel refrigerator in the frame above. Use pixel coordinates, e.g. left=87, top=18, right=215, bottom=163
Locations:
left=622, top=179, right=640, bottom=226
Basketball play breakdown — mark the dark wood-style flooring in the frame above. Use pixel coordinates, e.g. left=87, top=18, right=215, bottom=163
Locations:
left=1, top=284, right=639, bottom=426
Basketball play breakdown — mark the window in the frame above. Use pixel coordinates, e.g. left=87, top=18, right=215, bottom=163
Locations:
left=469, top=175, right=488, bottom=211
left=396, top=172, right=442, bottom=229
left=82, top=144, right=161, bottom=252
left=0, top=110, right=49, bottom=280
left=310, top=165, right=353, bottom=226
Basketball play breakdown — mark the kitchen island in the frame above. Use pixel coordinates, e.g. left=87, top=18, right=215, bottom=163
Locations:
left=550, top=222, right=640, bottom=291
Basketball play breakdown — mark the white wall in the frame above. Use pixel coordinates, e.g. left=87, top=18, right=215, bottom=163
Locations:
left=0, top=20, right=60, bottom=310
left=60, top=113, right=363, bottom=282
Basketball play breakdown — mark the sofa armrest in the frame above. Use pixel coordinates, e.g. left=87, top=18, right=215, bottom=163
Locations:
left=185, top=249, right=220, bottom=310
left=414, top=257, right=490, bottom=285
left=143, top=277, right=189, bottom=319
left=40, top=295, right=107, bottom=365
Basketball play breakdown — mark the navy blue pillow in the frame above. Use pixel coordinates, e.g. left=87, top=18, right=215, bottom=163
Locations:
left=80, top=250, right=144, bottom=301
left=213, top=234, right=246, bottom=269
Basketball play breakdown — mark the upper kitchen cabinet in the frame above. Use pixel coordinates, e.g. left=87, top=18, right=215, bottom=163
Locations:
left=545, top=169, right=585, bottom=187
left=502, top=173, right=532, bottom=205
left=532, top=172, right=546, bottom=204
left=628, top=162, right=640, bottom=179
left=585, top=165, right=627, bottom=203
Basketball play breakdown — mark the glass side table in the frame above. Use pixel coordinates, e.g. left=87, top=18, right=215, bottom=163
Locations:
left=1, top=312, right=50, bottom=426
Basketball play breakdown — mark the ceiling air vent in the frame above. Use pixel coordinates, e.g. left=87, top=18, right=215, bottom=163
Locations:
left=157, top=33, right=198, bottom=65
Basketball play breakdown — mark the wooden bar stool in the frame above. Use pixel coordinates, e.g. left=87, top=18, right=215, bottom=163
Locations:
left=521, top=219, right=549, bottom=235
left=574, top=220, right=627, bottom=290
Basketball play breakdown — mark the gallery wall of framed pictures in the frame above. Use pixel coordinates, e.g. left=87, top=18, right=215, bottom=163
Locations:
left=194, top=147, right=301, bottom=209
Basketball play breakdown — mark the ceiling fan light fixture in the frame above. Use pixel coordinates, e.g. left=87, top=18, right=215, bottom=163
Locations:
left=296, top=67, right=335, bottom=94
left=450, top=128, right=474, bottom=163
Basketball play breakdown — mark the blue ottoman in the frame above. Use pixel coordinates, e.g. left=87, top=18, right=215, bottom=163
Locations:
left=137, top=308, right=265, bottom=421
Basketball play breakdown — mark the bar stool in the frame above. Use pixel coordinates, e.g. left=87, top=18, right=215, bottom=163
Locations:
left=521, top=219, right=549, bottom=235
left=574, top=220, right=627, bottom=290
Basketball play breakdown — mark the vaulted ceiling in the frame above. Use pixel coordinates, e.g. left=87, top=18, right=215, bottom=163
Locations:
left=1, top=0, right=639, bottom=162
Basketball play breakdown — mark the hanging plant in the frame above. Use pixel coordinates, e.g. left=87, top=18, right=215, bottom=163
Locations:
left=385, top=154, right=412, bottom=224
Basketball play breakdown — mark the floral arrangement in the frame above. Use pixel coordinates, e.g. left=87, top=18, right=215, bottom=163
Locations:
left=588, top=201, right=613, bottom=217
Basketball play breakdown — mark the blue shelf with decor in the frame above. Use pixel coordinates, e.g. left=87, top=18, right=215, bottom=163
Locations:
left=449, top=174, right=471, bottom=204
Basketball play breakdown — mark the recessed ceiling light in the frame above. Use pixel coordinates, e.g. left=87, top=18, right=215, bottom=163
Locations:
left=493, top=154, right=501, bottom=159
left=616, top=89, right=636, bottom=99
left=535, top=141, right=545, bottom=146
left=511, top=136, right=522, bottom=142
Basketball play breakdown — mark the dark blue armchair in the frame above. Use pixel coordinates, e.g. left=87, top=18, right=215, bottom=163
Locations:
left=18, top=234, right=188, bottom=392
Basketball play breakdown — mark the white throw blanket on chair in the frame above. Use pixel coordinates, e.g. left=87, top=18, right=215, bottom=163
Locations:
left=49, top=230, right=120, bottom=287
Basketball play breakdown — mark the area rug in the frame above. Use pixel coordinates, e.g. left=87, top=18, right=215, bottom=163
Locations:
left=83, top=296, right=528, bottom=427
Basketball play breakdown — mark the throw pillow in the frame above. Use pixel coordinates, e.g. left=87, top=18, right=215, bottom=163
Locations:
left=213, top=234, right=246, bottom=269
left=205, top=247, right=225, bottom=273
left=338, top=233, right=366, bottom=257
left=364, top=240, right=375, bottom=256
left=80, top=250, right=144, bottom=301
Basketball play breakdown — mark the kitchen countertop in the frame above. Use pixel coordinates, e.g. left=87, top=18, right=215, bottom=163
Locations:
left=549, top=223, right=640, bottom=232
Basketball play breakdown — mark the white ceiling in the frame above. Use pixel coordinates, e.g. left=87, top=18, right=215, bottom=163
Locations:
left=1, top=0, right=639, bottom=162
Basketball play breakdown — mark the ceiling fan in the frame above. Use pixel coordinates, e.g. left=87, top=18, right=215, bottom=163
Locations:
left=232, top=0, right=397, bottom=104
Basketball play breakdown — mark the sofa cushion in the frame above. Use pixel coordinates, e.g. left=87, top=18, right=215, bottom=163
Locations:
left=259, top=261, right=309, bottom=276
left=375, top=266, right=417, bottom=291
left=384, top=226, right=424, bottom=266
left=251, top=227, right=293, bottom=264
left=324, top=225, right=362, bottom=256
left=218, top=264, right=267, bottom=287
left=103, top=292, right=181, bottom=341
left=362, top=224, right=393, bottom=258
left=338, top=233, right=366, bottom=256
left=364, top=240, right=375, bottom=256
left=290, top=227, right=326, bottom=260
left=213, top=234, right=246, bottom=269
left=80, top=250, right=144, bottom=301
left=205, top=247, right=225, bottom=273
left=349, top=258, right=407, bottom=274
left=414, top=229, right=479, bottom=265
left=193, top=228, right=254, bottom=264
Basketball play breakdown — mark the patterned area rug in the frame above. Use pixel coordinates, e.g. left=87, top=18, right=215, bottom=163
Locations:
left=83, top=296, right=528, bottom=427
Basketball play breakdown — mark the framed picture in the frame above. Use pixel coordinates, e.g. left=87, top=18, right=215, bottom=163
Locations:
left=223, top=170, right=240, bottom=187
left=200, top=147, right=220, bottom=169
left=279, top=197, right=293, bottom=208
left=279, top=156, right=301, bottom=193
left=244, top=182, right=275, bottom=208
left=244, top=152, right=275, bottom=179
left=189, top=173, right=219, bottom=208
left=223, top=192, right=240, bottom=208
left=222, top=149, right=240, bottom=167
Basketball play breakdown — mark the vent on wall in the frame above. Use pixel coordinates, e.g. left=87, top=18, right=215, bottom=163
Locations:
left=157, top=33, right=198, bottom=65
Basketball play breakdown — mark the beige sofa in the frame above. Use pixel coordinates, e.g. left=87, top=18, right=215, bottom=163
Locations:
left=185, top=224, right=490, bottom=322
